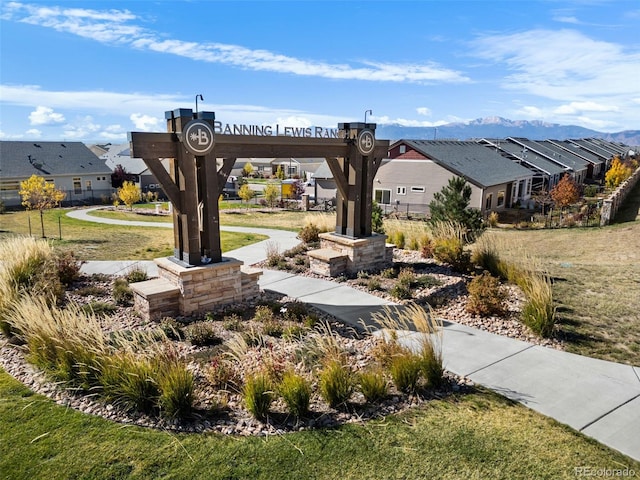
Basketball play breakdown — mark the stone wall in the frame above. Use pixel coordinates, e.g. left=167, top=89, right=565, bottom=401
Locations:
left=307, top=232, right=394, bottom=277
left=132, top=257, right=262, bottom=321
left=601, top=165, right=640, bottom=226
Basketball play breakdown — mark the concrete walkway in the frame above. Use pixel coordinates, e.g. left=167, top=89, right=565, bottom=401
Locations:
left=71, top=207, right=640, bottom=462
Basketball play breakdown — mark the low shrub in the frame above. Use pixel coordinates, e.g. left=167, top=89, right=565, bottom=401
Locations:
left=112, top=278, right=133, bottom=305
left=262, top=319, right=283, bottom=338
left=54, top=251, right=84, bottom=286
left=433, top=237, right=470, bottom=271
left=389, top=351, right=422, bottom=393
left=367, top=278, right=382, bottom=291
left=243, top=373, right=274, bottom=420
left=207, top=356, right=241, bottom=392
left=466, top=272, right=507, bottom=317
left=420, top=237, right=435, bottom=259
left=81, top=301, right=118, bottom=316
left=222, top=314, right=244, bottom=331
left=298, top=223, right=320, bottom=243
left=278, top=370, right=311, bottom=418
left=282, top=324, right=307, bottom=341
left=125, top=266, right=148, bottom=283
left=265, top=242, right=285, bottom=267
left=183, top=322, right=221, bottom=346
left=281, top=300, right=309, bottom=322
left=318, top=359, right=353, bottom=408
left=358, top=369, right=388, bottom=403
left=159, top=317, right=183, bottom=340
left=253, top=305, right=275, bottom=323
left=389, top=282, right=413, bottom=300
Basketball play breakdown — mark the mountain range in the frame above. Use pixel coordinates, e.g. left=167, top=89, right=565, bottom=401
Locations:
left=376, top=117, right=640, bottom=146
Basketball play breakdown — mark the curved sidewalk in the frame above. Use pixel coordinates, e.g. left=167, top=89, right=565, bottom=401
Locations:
left=71, top=207, right=640, bottom=462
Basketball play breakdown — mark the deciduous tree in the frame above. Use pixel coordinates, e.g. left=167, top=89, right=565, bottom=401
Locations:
left=117, top=181, right=141, bottom=210
left=19, top=174, right=66, bottom=238
left=550, top=174, right=580, bottom=208
left=242, top=162, right=255, bottom=178
left=238, top=184, right=255, bottom=207
left=263, top=183, right=279, bottom=208
left=605, top=156, right=633, bottom=189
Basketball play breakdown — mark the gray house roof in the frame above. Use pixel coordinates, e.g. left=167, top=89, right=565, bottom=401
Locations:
left=507, top=138, right=590, bottom=173
left=400, top=140, right=532, bottom=188
left=479, top=139, right=566, bottom=177
left=97, top=143, right=148, bottom=174
left=0, top=141, right=110, bottom=178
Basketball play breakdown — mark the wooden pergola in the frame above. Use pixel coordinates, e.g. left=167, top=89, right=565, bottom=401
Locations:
left=129, top=108, right=389, bottom=266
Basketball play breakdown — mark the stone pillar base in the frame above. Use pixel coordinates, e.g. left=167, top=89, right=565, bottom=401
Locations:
left=308, top=232, right=394, bottom=277
left=131, top=257, right=262, bottom=321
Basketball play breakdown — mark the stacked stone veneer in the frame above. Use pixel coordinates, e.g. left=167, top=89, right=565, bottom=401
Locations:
left=308, top=232, right=394, bottom=277
left=132, top=257, right=262, bottom=321
left=600, top=165, right=640, bottom=226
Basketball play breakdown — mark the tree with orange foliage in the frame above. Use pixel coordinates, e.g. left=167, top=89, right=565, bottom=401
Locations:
left=550, top=174, right=580, bottom=209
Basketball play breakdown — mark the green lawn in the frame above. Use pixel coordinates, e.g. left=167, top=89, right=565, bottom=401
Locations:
left=1, top=370, right=636, bottom=480
left=0, top=209, right=267, bottom=261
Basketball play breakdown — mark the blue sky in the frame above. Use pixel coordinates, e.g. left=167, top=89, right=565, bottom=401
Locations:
left=1, top=0, right=638, bottom=142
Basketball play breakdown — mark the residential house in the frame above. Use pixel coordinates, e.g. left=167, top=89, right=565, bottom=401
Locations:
left=378, top=140, right=534, bottom=216
left=0, top=141, right=112, bottom=207
left=506, top=138, right=590, bottom=185
left=546, top=140, right=606, bottom=181
left=94, top=143, right=168, bottom=199
left=478, top=138, right=566, bottom=191
left=232, top=158, right=325, bottom=180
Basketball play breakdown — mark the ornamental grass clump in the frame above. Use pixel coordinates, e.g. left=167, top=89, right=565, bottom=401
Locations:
left=6, top=295, right=108, bottom=390
left=370, top=302, right=445, bottom=390
left=278, top=370, right=311, bottom=418
left=0, top=237, right=60, bottom=337
left=318, top=359, right=354, bottom=408
left=520, top=272, right=556, bottom=338
left=243, top=372, right=274, bottom=420
left=389, top=351, right=422, bottom=393
left=358, top=369, right=388, bottom=403
left=157, top=351, right=195, bottom=419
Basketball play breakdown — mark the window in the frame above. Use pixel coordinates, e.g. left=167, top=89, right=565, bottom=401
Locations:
left=411, top=186, right=425, bottom=193
left=497, top=191, right=505, bottom=207
left=399, top=145, right=406, bottom=154
left=73, top=177, right=82, bottom=194
left=374, top=189, right=391, bottom=205
left=396, top=186, right=406, bottom=195
left=85, top=180, right=92, bottom=191
left=485, top=193, right=493, bottom=210
left=0, top=182, right=20, bottom=191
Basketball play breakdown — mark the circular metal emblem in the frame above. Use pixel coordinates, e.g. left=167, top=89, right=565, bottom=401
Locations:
left=357, top=129, right=375, bottom=156
left=183, top=120, right=215, bottom=156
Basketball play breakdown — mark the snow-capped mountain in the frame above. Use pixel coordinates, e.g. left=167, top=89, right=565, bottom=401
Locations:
left=376, top=117, right=639, bottom=146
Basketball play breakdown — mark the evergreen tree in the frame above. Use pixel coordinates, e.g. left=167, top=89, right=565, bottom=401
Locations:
left=428, top=176, right=484, bottom=237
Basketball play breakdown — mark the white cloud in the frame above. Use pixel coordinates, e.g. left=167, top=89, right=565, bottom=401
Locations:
left=29, top=105, right=65, bottom=125
left=472, top=29, right=640, bottom=99
left=554, top=101, right=619, bottom=114
left=2, top=2, right=470, bottom=84
left=130, top=113, right=162, bottom=131
left=274, top=116, right=312, bottom=128
left=25, top=128, right=42, bottom=137
left=416, top=107, right=432, bottom=116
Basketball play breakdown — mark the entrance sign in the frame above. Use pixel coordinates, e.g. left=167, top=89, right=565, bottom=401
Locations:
left=357, top=129, right=375, bottom=156
left=129, top=110, right=389, bottom=266
left=183, top=120, right=215, bottom=156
